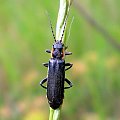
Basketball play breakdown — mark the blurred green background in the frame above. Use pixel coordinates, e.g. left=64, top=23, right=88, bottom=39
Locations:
left=0, top=0, right=120, bottom=120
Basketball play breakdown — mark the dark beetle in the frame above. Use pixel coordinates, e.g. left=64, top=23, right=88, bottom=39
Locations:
left=40, top=16, right=73, bottom=109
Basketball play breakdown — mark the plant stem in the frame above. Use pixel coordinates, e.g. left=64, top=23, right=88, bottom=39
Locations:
left=49, top=107, right=61, bottom=120
left=49, top=107, right=54, bottom=120
left=49, top=0, right=72, bottom=120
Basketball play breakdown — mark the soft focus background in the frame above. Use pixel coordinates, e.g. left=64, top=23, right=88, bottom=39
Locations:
left=0, top=0, right=120, bottom=120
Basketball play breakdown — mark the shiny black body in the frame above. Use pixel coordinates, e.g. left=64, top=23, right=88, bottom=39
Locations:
left=40, top=40, right=73, bottom=109
left=40, top=12, right=73, bottom=109
left=47, top=58, right=65, bottom=109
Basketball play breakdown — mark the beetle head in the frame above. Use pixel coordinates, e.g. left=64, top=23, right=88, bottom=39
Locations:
left=52, top=40, right=64, bottom=58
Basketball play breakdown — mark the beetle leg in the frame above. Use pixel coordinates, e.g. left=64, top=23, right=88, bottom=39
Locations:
left=43, top=63, right=48, bottom=67
left=40, top=78, right=47, bottom=89
left=65, top=63, right=73, bottom=71
left=65, top=46, right=68, bottom=50
left=46, top=49, right=51, bottom=53
left=64, top=78, right=73, bottom=89
left=65, top=52, right=72, bottom=55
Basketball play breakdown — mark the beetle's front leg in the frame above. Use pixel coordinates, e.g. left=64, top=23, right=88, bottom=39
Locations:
left=43, top=63, right=48, bottom=67
left=40, top=78, right=47, bottom=89
left=65, top=63, right=73, bottom=71
left=65, top=52, right=72, bottom=55
left=45, top=49, right=51, bottom=53
left=64, top=78, right=73, bottom=89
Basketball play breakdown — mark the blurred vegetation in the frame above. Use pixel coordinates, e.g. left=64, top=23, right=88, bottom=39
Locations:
left=0, top=0, right=120, bottom=120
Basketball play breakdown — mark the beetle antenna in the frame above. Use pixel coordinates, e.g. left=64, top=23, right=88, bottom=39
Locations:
left=49, top=17, right=56, bottom=42
left=46, top=11, right=56, bottom=41
left=61, top=9, right=70, bottom=41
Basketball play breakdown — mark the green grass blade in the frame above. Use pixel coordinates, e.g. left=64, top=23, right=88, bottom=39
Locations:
left=49, top=107, right=61, bottom=120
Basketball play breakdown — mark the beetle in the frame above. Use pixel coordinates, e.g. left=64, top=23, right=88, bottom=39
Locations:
left=40, top=15, right=73, bottom=110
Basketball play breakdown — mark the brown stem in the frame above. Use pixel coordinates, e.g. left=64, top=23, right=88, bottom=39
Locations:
left=73, top=0, right=120, bottom=51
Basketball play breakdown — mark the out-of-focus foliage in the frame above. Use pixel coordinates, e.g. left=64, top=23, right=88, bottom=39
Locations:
left=0, top=0, right=120, bottom=120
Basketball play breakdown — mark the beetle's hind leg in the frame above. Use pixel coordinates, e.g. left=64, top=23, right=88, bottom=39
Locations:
left=40, top=78, right=47, bottom=89
left=65, top=63, right=73, bottom=71
left=64, top=78, right=73, bottom=89
left=45, top=49, right=51, bottom=53
left=43, top=63, right=48, bottom=67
